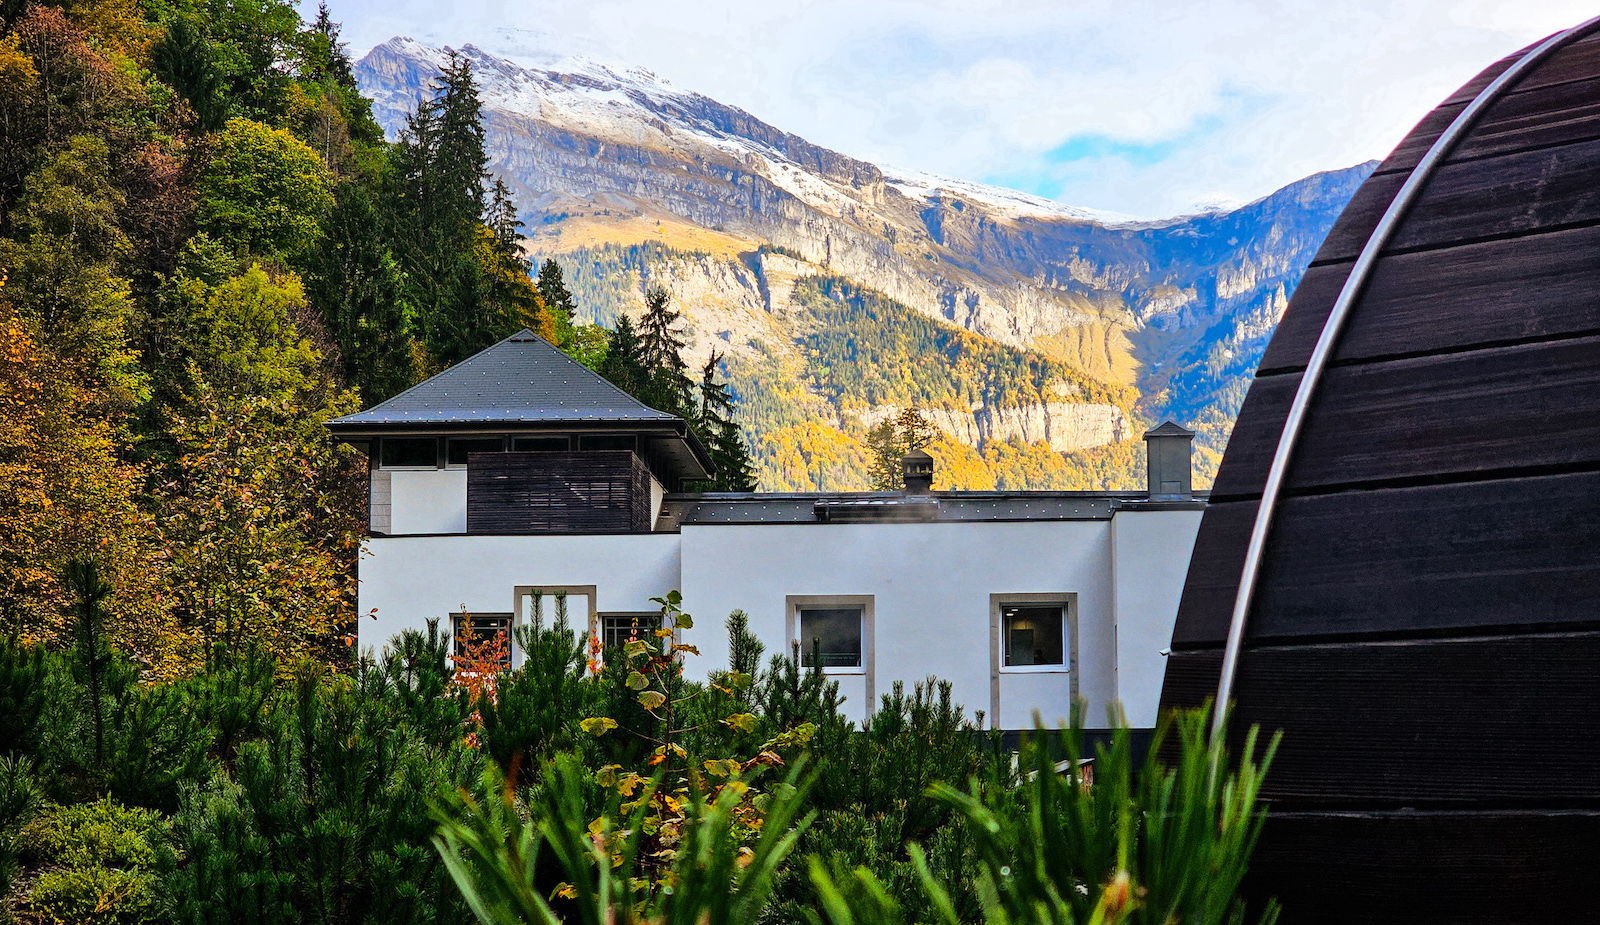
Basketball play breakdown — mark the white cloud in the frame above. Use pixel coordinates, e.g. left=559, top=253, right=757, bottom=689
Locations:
left=311, top=0, right=1598, bottom=217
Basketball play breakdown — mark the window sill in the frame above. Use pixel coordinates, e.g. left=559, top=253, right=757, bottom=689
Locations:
left=1000, top=665, right=1071, bottom=674
left=815, top=667, right=866, bottom=676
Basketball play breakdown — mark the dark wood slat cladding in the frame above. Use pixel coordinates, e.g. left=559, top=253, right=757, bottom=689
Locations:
left=1388, top=135, right=1600, bottom=250
left=1212, top=335, right=1600, bottom=498
left=1502, top=29, right=1600, bottom=96
left=1163, top=25, right=1600, bottom=924
left=1245, top=811, right=1600, bottom=925
left=466, top=451, right=651, bottom=535
left=1377, top=73, right=1600, bottom=177
left=1303, top=170, right=1407, bottom=266
left=1260, top=222, right=1600, bottom=373
left=1166, top=632, right=1600, bottom=804
left=1314, top=135, right=1600, bottom=263
left=1175, top=470, right=1600, bottom=646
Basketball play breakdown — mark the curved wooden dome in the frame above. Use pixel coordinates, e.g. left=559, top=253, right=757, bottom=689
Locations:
left=1159, top=16, right=1600, bottom=924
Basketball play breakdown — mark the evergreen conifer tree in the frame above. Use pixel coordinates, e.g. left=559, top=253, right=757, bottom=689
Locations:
left=635, top=286, right=692, bottom=414
left=307, top=2, right=354, bottom=87
left=153, top=16, right=227, bottom=131
left=482, top=178, right=551, bottom=340
left=695, top=352, right=757, bottom=491
left=866, top=407, right=937, bottom=490
left=390, top=50, right=494, bottom=367
left=304, top=181, right=417, bottom=403
left=599, top=315, right=647, bottom=398
left=535, top=258, right=578, bottom=330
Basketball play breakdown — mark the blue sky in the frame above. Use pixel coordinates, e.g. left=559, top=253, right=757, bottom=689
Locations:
left=314, top=0, right=1596, bottom=218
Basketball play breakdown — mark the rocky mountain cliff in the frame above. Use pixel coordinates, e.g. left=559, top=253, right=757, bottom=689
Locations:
left=354, top=38, right=1372, bottom=489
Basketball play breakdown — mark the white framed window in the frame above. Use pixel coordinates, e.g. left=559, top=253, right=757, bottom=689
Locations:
left=786, top=595, right=873, bottom=674
left=992, top=595, right=1076, bottom=675
left=599, top=612, right=663, bottom=651
left=450, top=611, right=513, bottom=670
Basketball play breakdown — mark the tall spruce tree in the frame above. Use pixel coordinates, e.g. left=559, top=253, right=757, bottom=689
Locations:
left=535, top=258, right=577, bottom=331
left=390, top=50, right=494, bottom=367
left=598, top=315, right=647, bottom=398
left=304, top=181, right=416, bottom=403
left=483, top=178, right=549, bottom=340
left=307, top=2, right=354, bottom=87
left=635, top=286, right=692, bottom=414
left=695, top=352, right=757, bottom=491
left=153, top=16, right=227, bottom=131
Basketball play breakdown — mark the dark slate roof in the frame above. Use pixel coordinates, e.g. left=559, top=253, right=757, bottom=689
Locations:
left=327, top=330, right=681, bottom=429
left=657, top=491, right=1207, bottom=529
left=1143, top=420, right=1195, bottom=438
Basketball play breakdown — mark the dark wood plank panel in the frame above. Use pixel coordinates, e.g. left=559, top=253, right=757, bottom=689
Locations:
left=1371, top=101, right=1464, bottom=176
left=1440, top=49, right=1523, bottom=104
left=1381, top=134, right=1600, bottom=255
left=1167, top=632, right=1600, bottom=804
left=1167, top=504, right=1253, bottom=648
left=1174, top=469, right=1600, bottom=646
left=1452, top=73, right=1600, bottom=161
left=467, top=451, right=650, bottom=534
left=1245, top=810, right=1600, bottom=925
left=1502, top=28, right=1600, bottom=96
left=1213, top=335, right=1600, bottom=498
left=1380, top=74, right=1600, bottom=178
left=1259, top=223, right=1600, bottom=374
left=1304, top=171, right=1406, bottom=266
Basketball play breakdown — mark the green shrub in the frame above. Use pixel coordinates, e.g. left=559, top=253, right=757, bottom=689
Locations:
left=28, top=865, right=160, bottom=925
left=43, top=799, right=164, bottom=870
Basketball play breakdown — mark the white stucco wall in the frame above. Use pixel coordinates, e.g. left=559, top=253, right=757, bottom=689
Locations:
left=1110, top=509, right=1203, bottom=728
left=388, top=469, right=467, bottom=534
left=358, top=533, right=680, bottom=658
left=678, top=521, right=1116, bottom=727
left=357, top=503, right=1201, bottom=731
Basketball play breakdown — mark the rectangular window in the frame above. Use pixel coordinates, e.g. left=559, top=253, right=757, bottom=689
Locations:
left=797, top=607, right=863, bottom=669
left=451, top=612, right=512, bottom=669
left=512, top=436, right=571, bottom=452
left=580, top=434, right=636, bottom=452
left=1002, top=604, right=1066, bottom=667
left=600, top=612, right=662, bottom=651
left=448, top=436, right=505, bottom=466
left=380, top=436, right=437, bottom=468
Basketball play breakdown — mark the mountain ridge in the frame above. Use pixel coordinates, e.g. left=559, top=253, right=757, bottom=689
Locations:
left=354, top=37, right=1372, bottom=489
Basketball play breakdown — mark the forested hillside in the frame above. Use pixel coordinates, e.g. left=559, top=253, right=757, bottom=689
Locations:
left=0, top=0, right=756, bottom=666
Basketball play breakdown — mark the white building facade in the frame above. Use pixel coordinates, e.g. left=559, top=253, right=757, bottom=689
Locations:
left=332, top=332, right=1204, bottom=731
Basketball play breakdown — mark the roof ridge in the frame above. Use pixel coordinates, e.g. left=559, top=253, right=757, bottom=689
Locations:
left=507, top=328, right=676, bottom=417
left=329, top=328, right=682, bottom=426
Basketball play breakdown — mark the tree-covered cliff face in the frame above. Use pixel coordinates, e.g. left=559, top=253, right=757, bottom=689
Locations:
left=355, top=37, right=1372, bottom=490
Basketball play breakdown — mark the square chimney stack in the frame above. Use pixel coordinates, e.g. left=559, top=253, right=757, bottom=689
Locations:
left=902, top=449, right=934, bottom=495
left=1143, top=421, right=1194, bottom=500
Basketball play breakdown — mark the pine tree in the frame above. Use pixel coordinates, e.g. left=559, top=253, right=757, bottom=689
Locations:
left=153, top=16, right=227, bottom=131
left=483, top=178, right=550, bottom=340
left=865, top=420, right=903, bottom=491
left=535, top=258, right=577, bottom=330
left=865, top=407, right=938, bottom=490
left=599, top=315, right=647, bottom=398
left=307, top=2, right=354, bottom=88
left=895, top=406, right=938, bottom=451
left=304, top=181, right=417, bottom=403
left=695, top=352, right=757, bottom=491
left=635, top=286, right=692, bottom=414
left=390, top=50, right=493, bottom=367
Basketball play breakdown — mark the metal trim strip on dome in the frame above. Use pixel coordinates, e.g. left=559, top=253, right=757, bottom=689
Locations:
left=1211, top=14, right=1600, bottom=737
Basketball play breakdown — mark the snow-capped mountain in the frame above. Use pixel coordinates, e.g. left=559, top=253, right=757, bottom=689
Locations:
left=354, top=37, right=1372, bottom=487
